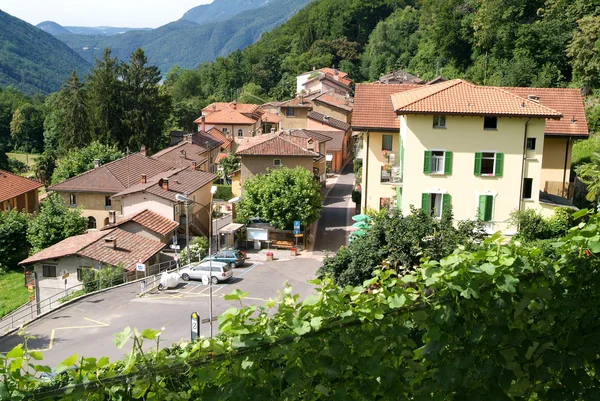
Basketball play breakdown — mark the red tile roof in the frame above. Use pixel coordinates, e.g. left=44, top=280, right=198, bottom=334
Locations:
left=301, top=68, right=352, bottom=86
left=20, top=228, right=165, bottom=271
left=279, top=92, right=321, bottom=108
left=390, top=79, right=562, bottom=118
left=308, top=111, right=351, bottom=131
left=49, top=153, right=177, bottom=194
left=151, top=142, right=208, bottom=169
left=202, top=102, right=259, bottom=115
left=0, top=170, right=43, bottom=203
left=260, top=110, right=281, bottom=124
left=101, top=209, right=179, bottom=236
left=215, top=152, right=228, bottom=164
left=502, top=87, right=588, bottom=137
left=352, top=83, right=421, bottom=130
left=206, top=128, right=233, bottom=149
left=197, top=108, right=258, bottom=125
left=235, top=134, right=319, bottom=157
left=314, top=92, right=354, bottom=111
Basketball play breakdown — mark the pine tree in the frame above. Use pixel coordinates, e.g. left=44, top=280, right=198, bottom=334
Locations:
left=56, top=71, right=91, bottom=152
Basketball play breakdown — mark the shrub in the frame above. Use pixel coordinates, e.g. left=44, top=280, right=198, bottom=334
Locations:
left=510, top=208, right=575, bottom=242
left=180, top=236, right=209, bottom=263
left=214, top=184, right=233, bottom=201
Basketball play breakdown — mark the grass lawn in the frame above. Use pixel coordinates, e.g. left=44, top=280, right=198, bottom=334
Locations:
left=7, top=152, right=39, bottom=168
left=0, top=271, right=29, bottom=319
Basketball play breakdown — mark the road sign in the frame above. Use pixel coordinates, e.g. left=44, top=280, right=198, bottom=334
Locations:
left=136, top=263, right=146, bottom=272
left=61, top=273, right=69, bottom=280
left=173, top=236, right=178, bottom=246
left=27, top=284, right=33, bottom=293
left=169, top=244, right=180, bottom=250
left=293, top=220, right=301, bottom=235
left=191, top=312, right=200, bottom=340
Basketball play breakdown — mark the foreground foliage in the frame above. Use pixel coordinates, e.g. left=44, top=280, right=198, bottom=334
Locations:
left=3, top=210, right=600, bottom=399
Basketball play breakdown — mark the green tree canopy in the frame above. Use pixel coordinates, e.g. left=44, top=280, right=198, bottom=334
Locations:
left=0, top=210, right=29, bottom=273
left=55, top=71, right=91, bottom=152
left=51, top=141, right=124, bottom=185
left=27, top=193, right=87, bottom=254
left=236, top=166, right=322, bottom=229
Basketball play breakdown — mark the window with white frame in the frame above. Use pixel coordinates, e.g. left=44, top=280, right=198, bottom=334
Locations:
left=433, top=115, right=446, bottom=128
left=480, top=152, right=495, bottom=175
left=430, top=151, right=444, bottom=173
left=421, top=193, right=450, bottom=219
left=69, top=193, right=77, bottom=205
left=273, top=159, right=282, bottom=167
left=237, top=129, right=244, bottom=137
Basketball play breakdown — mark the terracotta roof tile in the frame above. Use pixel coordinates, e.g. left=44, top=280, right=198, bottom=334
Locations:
left=288, top=129, right=333, bottom=144
left=502, top=87, right=588, bottom=137
left=235, top=134, right=319, bottom=157
left=169, top=131, right=224, bottom=151
left=215, top=152, right=228, bottom=164
left=279, top=92, right=321, bottom=108
left=352, top=83, right=421, bottom=130
left=307, top=111, right=351, bottom=131
left=20, top=231, right=107, bottom=265
left=390, top=79, right=562, bottom=118
left=151, top=142, right=208, bottom=169
left=314, top=92, right=354, bottom=111
left=49, top=153, right=177, bottom=194
left=206, top=128, right=233, bottom=149
left=202, top=102, right=259, bottom=115
left=260, top=110, right=281, bottom=124
left=196, top=108, right=258, bottom=125
left=0, top=170, right=43, bottom=203
left=101, top=209, right=179, bottom=237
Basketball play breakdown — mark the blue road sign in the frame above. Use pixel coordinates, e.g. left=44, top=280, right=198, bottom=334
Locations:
left=293, top=220, right=301, bottom=235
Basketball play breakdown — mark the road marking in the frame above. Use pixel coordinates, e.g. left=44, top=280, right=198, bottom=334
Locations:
left=212, top=262, right=261, bottom=295
left=31, top=317, right=109, bottom=352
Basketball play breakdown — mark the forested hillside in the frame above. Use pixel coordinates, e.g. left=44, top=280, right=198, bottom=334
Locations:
left=54, top=0, right=314, bottom=73
left=182, top=0, right=270, bottom=25
left=0, top=11, right=90, bottom=95
left=37, top=21, right=151, bottom=37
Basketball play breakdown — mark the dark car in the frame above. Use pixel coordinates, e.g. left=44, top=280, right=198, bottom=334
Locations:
left=203, top=250, right=246, bottom=268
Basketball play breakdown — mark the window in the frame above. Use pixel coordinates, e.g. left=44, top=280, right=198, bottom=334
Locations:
left=237, top=129, right=244, bottom=137
left=421, top=193, right=450, bottom=219
left=484, top=116, right=498, bottom=130
left=273, top=159, right=282, bottom=167
left=474, top=152, right=503, bottom=176
left=222, top=128, right=228, bottom=134
left=478, top=195, right=494, bottom=221
left=382, top=135, right=393, bottom=151
left=433, top=115, right=446, bottom=128
left=285, top=107, right=295, bottom=117
left=526, top=138, right=536, bottom=151
left=42, top=265, right=56, bottom=278
left=105, top=196, right=112, bottom=207
left=69, top=194, right=76, bottom=205
left=380, top=197, right=391, bottom=211
left=423, top=150, right=453, bottom=175
left=88, top=216, right=97, bottom=229
left=523, top=178, right=533, bottom=199
left=77, top=266, right=91, bottom=281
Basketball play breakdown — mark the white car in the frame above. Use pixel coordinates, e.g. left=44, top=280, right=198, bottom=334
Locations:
left=179, top=261, right=233, bottom=284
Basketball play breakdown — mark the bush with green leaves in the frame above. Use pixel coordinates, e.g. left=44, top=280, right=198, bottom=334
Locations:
left=81, top=266, right=127, bottom=293
left=509, top=207, right=575, bottom=242
left=50, top=141, right=124, bottom=185
left=213, top=184, right=233, bottom=202
left=0, top=210, right=29, bottom=273
left=5, top=209, right=600, bottom=400
left=179, top=236, right=209, bottom=263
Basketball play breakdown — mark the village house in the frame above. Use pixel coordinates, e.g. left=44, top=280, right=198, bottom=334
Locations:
left=352, top=79, right=588, bottom=233
left=166, top=131, right=224, bottom=173
left=19, top=228, right=165, bottom=304
left=296, top=67, right=353, bottom=95
left=0, top=169, right=43, bottom=213
left=100, top=208, right=180, bottom=244
left=306, top=111, right=351, bottom=173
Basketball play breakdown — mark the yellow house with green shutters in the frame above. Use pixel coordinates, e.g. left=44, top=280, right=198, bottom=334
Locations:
left=353, top=80, right=588, bottom=233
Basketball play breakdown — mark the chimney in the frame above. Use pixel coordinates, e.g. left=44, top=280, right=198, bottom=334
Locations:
left=162, top=178, right=169, bottom=191
left=212, top=104, right=216, bottom=111
left=94, top=159, right=101, bottom=169
left=180, top=150, right=187, bottom=159
left=233, top=100, right=237, bottom=110
left=108, top=210, right=116, bottom=224
left=324, top=115, right=330, bottom=121
left=201, top=115, right=206, bottom=132
left=299, top=94, right=304, bottom=104
left=141, top=174, right=147, bottom=184
left=185, top=134, right=193, bottom=143
left=140, top=145, right=147, bottom=156
left=103, top=237, right=116, bottom=249
left=307, top=139, right=315, bottom=152
left=334, top=68, right=339, bottom=81
left=192, top=161, right=197, bottom=170
left=344, top=93, right=350, bottom=105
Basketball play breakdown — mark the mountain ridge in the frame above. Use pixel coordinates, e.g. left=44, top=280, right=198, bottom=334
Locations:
left=182, top=0, right=270, bottom=25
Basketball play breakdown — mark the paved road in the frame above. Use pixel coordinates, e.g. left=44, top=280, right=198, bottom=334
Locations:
left=313, top=162, right=354, bottom=256
left=0, top=257, right=321, bottom=367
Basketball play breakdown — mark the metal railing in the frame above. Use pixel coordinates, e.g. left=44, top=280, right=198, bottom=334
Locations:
left=0, top=260, right=178, bottom=336
left=380, top=165, right=402, bottom=184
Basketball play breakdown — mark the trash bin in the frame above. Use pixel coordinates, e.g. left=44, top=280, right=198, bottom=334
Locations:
left=290, top=247, right=297, bottom=256
left=266, top=251, right=274, bottom=261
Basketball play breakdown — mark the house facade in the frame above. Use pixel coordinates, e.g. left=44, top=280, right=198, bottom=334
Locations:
left=0, top=169, right=43, bottom=213
left=100, top=208, right=179, bottom=244
left=296, top=67, right=352, bottom=94
left=353, top=80, right=587, bottom=233
left=195, top=101, right=275, bottom=142
left=166, top=131, right=224, bottom=173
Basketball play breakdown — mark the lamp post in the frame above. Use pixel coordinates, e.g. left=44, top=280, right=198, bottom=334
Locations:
left=175, top=184, right=218, bottom=337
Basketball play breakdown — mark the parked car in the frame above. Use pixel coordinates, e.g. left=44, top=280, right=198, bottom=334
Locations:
left=179, top=261, right=233, bottom=284
left=203, top=250, right=246, bottom=268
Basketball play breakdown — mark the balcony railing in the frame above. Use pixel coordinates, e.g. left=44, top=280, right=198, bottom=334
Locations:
left=544, top=181, right=575, bottom=200
left=381, top=165, right=402, bottom=184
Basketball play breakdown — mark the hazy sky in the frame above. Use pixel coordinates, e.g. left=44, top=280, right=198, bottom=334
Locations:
left=1, top=0, right=212, bottom=28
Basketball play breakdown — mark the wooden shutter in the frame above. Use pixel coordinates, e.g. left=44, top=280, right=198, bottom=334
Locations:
left=478, top=195, right=487, bottom=220
left=474, top=152, right=482, bottom=176
left=494, top=153, right=504, bottom=177
left=484, top=196, right=494, bottom=221
left=423, top=151, right=431, bottom=174
left=421, top=193, right=429, bottom=212
left=442, top=193, right=451, bottom=212
left=444, top=151, right=453, bottom=175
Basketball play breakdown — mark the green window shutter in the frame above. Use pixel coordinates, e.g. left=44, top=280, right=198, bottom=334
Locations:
left=474, top=152, right=482, bottom=176
left=444, top=151, right=453, bottom=175
left=478, top=195, right=487, bottom=220
left=423, top=151, right=431, bottom=174
left=494, top=152, right=504, bottom=177
left=421, top=193, right=429, bottom=212
left=442, top=193, right=451, bottom=212
left=382, top=135, right=393, bottom=151
left=484, top=196, right=494, bottom=221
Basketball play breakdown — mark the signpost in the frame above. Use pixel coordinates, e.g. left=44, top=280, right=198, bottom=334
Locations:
left=191, top=312, right=200, bottom=340
left=136, top=263, right=146, bottom=272
left=293, top=221, right=301, bottom=248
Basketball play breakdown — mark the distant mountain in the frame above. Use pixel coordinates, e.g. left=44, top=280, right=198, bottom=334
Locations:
left=55, top=0, right=314, bottom=73
left=182, top=0, right=270, bottom=25
left=37, top=21, right=71, bottom=36
left=37, top=21, right=151, bottom=37
left=0, top=11, right=90, bottom=94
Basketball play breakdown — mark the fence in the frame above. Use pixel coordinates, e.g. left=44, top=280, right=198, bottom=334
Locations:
left=0, top=260, right=178, bottom=336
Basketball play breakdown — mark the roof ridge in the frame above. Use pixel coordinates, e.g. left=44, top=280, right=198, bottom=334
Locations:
left=489, top=85, right=563, bottom=116
left=308, top=110, right=345, bottom=125
left=391, top=79, right=463, bottom=110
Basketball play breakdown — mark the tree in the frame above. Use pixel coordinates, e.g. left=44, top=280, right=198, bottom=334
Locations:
left=236, top=167, right=322, bottom=229
left=568, top=15, right=600, bottom=88
left=9, top=103, right=44, bottom=154
left=32, top=150, right=57, bottom=187
left=27, top=193, right=87, bottom=254
left=121, top=49, right=171, bottom=152
left=219, top=154, right=241, bottom=184
left=51, top=141, right=123, bottom=185
left=577, top=151, right=600, bottom=206
left=55, top=71, right=91, bottom=152
left=0, top=210, right=29, bottom=273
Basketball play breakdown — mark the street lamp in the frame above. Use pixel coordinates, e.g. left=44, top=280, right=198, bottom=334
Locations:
left=175, top=185, right=218, bottom=337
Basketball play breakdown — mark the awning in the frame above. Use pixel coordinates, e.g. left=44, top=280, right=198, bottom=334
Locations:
left=218, top=223, right=245, bottom=234
left=228, top=196, right=242, bottom=203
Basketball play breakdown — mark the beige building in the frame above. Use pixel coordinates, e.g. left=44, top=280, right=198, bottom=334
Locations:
left=296, top=67, right=352, bottom=95
left=166, top=131, right=224, bottom=174
left=353, top=80, right=588, bottom=233
left=0, top=169, right=43, bottom=213
left=100, top=208, right=179, bottom=244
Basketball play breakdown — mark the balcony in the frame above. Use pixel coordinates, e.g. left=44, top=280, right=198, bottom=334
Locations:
left=544, top=181, right=575, bottom=200
left=380, top=165, right=402, bottom=185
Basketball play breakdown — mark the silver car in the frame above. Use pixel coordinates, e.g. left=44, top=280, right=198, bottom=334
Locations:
left=179, top=261, right=233, bottom=284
